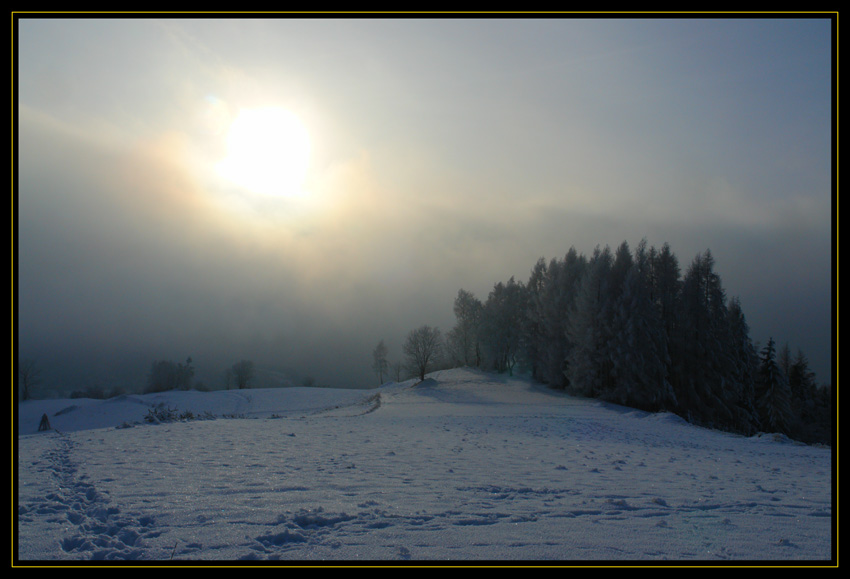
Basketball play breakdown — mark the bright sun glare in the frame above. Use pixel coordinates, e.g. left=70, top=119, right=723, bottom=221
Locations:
left=216, top=107, right=311, bottom=198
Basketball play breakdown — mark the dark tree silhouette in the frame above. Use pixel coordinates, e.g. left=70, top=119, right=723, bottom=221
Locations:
left=403, top=325, right=442, bottom=382
left=231, top=360, right=255, bottom=389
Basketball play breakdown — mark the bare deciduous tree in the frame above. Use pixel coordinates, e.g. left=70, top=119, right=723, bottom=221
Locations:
left=372, top=339, right=389, bottom=385
left=403, top=325, right=442, bottom=382
left=231, top=360, right=255, bottom=389
left=19, top=358, right=42, bottom=401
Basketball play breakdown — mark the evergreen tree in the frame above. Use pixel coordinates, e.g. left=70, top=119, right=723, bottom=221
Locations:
left=565, top=245, right=613, bottom=398
left=726, top=297, right=759, bottom=434
left=756, top=338, right=794, bottom=433
left=607, top=240, right=675, bottom=411
left=788, top=348, right=817, bottom=408
left=479, top=277, right=526, bottom=375
left=649, top=243, right=682, bottom=394
left=522, top=258, right=549, bottom=381
left=445, top=326, right=466, bottom=368
left=608, top=241, right=634, bottom=304
left=787, top=348, right=822, bottom=441
left=451, top=289, right=483, bottom=367
left=540, top=249, right=586, bottom=388
left=674, top=250, right=738, bottom=427
left=177, top=357, right=195, bottom=390
left=778, top=342, right=793, bottom=384
left=649, top=243, right=681, bottom=339
left=441, top=239, right=811, bottom=441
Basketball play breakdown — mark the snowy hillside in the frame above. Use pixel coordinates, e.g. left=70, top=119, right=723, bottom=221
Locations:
left=15, top=368, right=834, bottom=564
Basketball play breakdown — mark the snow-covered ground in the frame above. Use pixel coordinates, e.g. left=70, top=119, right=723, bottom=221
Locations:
left=15, top=368, right=834, bottom=564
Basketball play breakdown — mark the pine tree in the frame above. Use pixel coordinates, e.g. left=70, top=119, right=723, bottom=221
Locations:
left=788, top=348, right=817, bottom=408
left=607, top=240, right=675, bottom=411
left=540, top=249, right=586, bottom=388
left=649, top=243, right=681, bottom=394
left=788, top=348, right=820, bottom=440
left=674, top=250, right=738, bottom=427
left=177, top=357, right=195, bottom=390
left=608, top=241, right=633, bottom=304
left=565, top=246, right=613, bottom=398
left=451, top=289, right=483, bottom=367
left=479, top=277, right=526, bottom=375
left=726, top=297, right=759, bottom=433
left=778, top=342, right=793, bottom=383
left=756, top=338, right=794, bottom=434
left=522, top=258, right=549, bottom=381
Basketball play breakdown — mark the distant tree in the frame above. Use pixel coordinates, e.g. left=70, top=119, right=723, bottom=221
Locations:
left=788, top=348, right=817, bottom=408
left=444, top=326, right=466, bottom=368
left=178, top=357, right=195, bottom=390
left=648, top=242, right=681, bottom=385
left=70, top=385, right=108, bottom=399
left=435, top=238, right=818, bottom=441
left=106, top=385, right=127, bottom=399
left=451, top=289, right=483, bottom=367
left=607, top=241, right=675, bottom=412
left=372, top=339, right=389, bottom=384
left=726, top=296, right=759, bottom=434
left=787, top=348, right=825, bottom=442
left=565, top=245, right=614, bottom=398
left=231, top=360, right=255, bottom=389
left=608, top=240, right=634, bottom=303
left=756, top=338, right=794, bottom=433
left=19, top=358, right=42, bottom=401
left=673, top=250, right=738, bottom=427
left=403, top=325, right=443, bottom=381
left=146, top=357, right=195, bottom=393
left=479, top=277, right=526, bottom=375
left=778, top=342, right=793, bottom=382
left=147, top=360, right=178, bottom=393
left=522, top=257, right=549, bottom=381
left=541, top=248, right=586, bottom=388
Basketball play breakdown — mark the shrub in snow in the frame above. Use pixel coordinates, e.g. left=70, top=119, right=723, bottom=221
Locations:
left=144, top=405, right=181, bottom=424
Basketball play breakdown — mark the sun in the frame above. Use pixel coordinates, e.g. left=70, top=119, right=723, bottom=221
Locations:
left=216, top=106, right=311, bottom=198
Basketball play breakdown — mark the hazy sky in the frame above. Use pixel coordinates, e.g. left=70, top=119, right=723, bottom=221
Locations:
left=15, top=16, right=834, bottom=391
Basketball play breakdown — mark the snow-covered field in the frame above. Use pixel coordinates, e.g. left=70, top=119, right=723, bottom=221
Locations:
left=15, top=368, right=834, bottom=564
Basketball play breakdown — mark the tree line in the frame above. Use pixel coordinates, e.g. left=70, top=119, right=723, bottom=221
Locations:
left=145, top=357, right=256, bottom=393
left=384, top=240, right=831, bottom=445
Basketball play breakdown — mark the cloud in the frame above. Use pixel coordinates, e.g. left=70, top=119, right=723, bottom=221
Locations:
left=16, top=18, right=833, bottom=391
left=17, top=106, right=466, bottom=389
